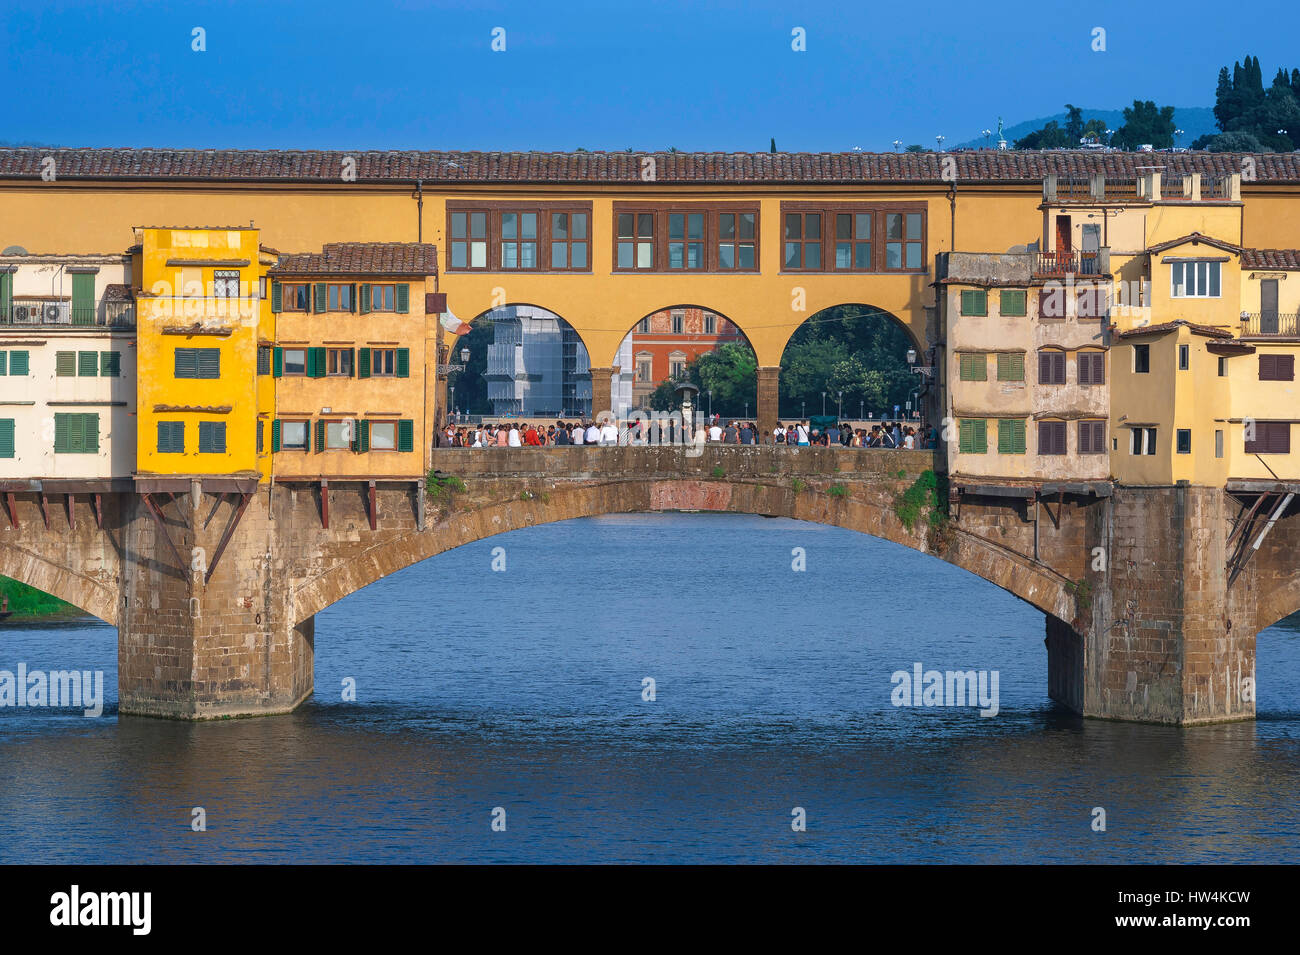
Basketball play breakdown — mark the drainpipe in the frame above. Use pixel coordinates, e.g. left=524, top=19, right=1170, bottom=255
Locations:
left=412, top=179, right=424, bottom=243
left=948, top=182, right=957, bottom=251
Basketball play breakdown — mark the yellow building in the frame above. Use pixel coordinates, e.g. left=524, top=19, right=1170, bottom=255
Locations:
left=266, top=243, right=439, bottom=481
left=132, top=227, right=276, bottom=478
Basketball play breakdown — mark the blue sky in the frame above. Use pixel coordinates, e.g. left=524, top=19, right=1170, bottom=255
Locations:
left=2, top=0, right=1296, bottom=152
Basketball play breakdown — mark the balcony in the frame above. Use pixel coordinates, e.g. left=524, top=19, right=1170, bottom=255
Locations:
left=1, top=299, right=135, bottom=328
left=1241, top=312, right=1300, bottom=338
left=1034, top=251, right=1104, bottom=277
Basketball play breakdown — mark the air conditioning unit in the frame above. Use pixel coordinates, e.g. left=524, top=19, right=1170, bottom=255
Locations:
left=13, top=305, right=34, bottom=323
left=44, top=304, right=63, bottom=322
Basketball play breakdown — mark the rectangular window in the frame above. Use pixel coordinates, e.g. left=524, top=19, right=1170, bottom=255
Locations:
left=156, top=421, right=184, bottom=453
left=1038, top=286, right=1067, bottom=321
left=327, top=283, right=355, bottom=312
left=1178, top=344, right=1190, bottom=370
left=549, top=212, right=590, bottom=270
left=213, top=269, right=240, bottom=298
left=1078, top=351, right=1105, bottom=385
left=0, top=418, right=13, bottom=458
left=1245, top=421, right=1291, bottom=454
left=283, top=348, right=306, bottom=376
left=499, top=212, right=539, bottom=270
left=1170, top=261, right=1222, bottom=298
left=174, top=348, right=220, bottom=379
left=370, top=285, right=396, bottom=312
left=667, top=212, right=706, bottom=270
left=1215, top=429, right=1224, bottom=458
left=1038, top=350, right=1067, bottom=385
left=670, top=359, right=687, bottom=379
left=1133, top=344, right=1150, bottom=373
left=100, top=351, right=121, bottom=377
left=324, top=420, right=353, bottom=450
left=1176, top=428, right=1191, bottom=454
left=637, top=318, right=650, bottom=334
left=1259, top=354, right=1296, bottom=381
left=53, top=413, right=99, bottom=454
left=959, top=354, right=987, bottom=381
left=450, top=210, right=489, bottom=269
left=617, top=211, right=656, bottom=270
left=327, top=348, right=353, bottom=377
left=198, top=421, right=227, bottom=453
left=784, top=212, right=822, bottom=270
left=996, top=353, right=1025, bottom=382
left=280, top=420, right=309, bottom=451
left=1038, top=420, right=1067, bottom=455
left=703, top=313, right=717, bottom=335
left=371, top=348, right=396, bottom=376
left=671, top=312, right=684, bottom=335
left=885, top=212, right=924, bottom=270
left=1130, top=427, right=1158, bottom=455
left=257, top=345, right=272, bottom=375
left=958, top=419, right=987, bottom=454
left=960, top=290, right=987, bottom=316
left=997, top=418, right=1026, bottom=454
left=999, top=289, right=1027, bottom=316
left=718, top=213, right=757, bottom=270
left=55, top=351, right=76, bottom=377
left=282, top=283, right=310, bottom=311
left=1218, top=356, right=1227, bottom=377
left=1078, top=420, right=1106, bottom=454
left=370, top=421, right=397, bottom=451
left=1076, top=285, right=1107, bottom=319
left=832, top=213, right=872, bottom=271
left=78, top=351, right=98, bottom=377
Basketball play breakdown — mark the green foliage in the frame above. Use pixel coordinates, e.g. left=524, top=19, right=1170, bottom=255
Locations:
left=1066, top=578, right=1094, bottom=611
left=1203, top=130, right=1266, bottom=152
left=1209, top=56, right=1300, bottom=151
left=426, top=471, right=466, bottom=502
left=828, top=483, right=848, bottom=498
left=1110, top=100, right=1178, bottom=150
left=711, top=465, right=726, bottom=478
left=892, top=469, right=948, bottom=532
left=0, top=576, right=76, bottom=618
left=779, top=307, right=914, bottom=419
left=1015, top=120, right=1072, bottom=149
left=791, top=477, right=807, bottom=493
left=648, top=341, right=758, bottom=418
left=903, top=144, right=926, bottom=153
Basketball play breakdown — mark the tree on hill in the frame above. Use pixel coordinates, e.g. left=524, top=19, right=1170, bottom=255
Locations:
left=1110, top=100, right=1177, bottom=150
left=1209, top=56, right=1300, bottom=151
left=1015, top=121, right=1071, bottom=149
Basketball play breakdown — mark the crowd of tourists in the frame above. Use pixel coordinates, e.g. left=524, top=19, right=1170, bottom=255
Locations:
left=434, top=416, right=935, bottom=449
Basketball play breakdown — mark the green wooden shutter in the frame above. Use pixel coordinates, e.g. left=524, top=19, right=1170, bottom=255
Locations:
left=273, top=347, right=284, bottom=377
left=347, top=347, right=356, bottom=377
left=8, top=351, right=26, bottom=376
left=395, top=283, right=410, bottom=313
left=359, top=284, right=372, bottom=314
left=314, top=282, right=327, bottom=313
left=357, top=347, right=371, bottom=378
left=197, top=349, right=220, bottom=379
left=0, top=419, right=14, bottom=458
left=78, top=351, right=98, bottom=377
left=312, top=347, right=328, bottom=378
left=998, top=419, right=1026, bottom=454
left=257, top=419, right=264, bottom=453
left=100, top=351, right=121, bottom=376
left=71, top=273, right=95, bottom=325
left=396, top=348, right=410, bottom=378
left=271, top=419, right=282, bottom=452
left=398, top=419, right=414, bottom=452
left=973, top=419, right=987, bottom=453
left=1000, top=289, right=1027, bottom=316
left=271, top=281, right=283, bottom=313
left=960, top=289, right=987, bottom=316
left=67, top=414, right=84, bottom=453
left=997, top=353, right=1024, bottom=381
left=355, top=419, right=369, bottom=453
left=959, top=419, right=987, bottom=454
left=0, top=272, right=11, bottom=316
left=54, top=414, right=67, bottom=452
left=314, top=419, right=326, bottom=452
left=56, top=351, right=76, bottom=376
left=349, top=284, right=357, bottom=313
left=0, top=352, right=7, bottom=376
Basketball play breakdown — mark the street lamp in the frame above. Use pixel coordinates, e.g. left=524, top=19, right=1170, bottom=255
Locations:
left=707, top=389, right=712, bottom=420
left=461, top=347, right=470, bottom=363
left=892, top=140, right=903, bottom=152
left=1174, top=128, right=1185, bottom=148
left=859, top=399, right=864, bottom=421
left=821, top=391, right=826, bottom=416
left=935, top=135, right=945, bottom=151
left=801, top=400, right=806, bottom=419
left=744, top=401, right=749, bottom=419
left=982, top=129, right=992, bottom=148
left=837, top=391, right=843, bottom=419
left=449, top=385, right=455, bottom=422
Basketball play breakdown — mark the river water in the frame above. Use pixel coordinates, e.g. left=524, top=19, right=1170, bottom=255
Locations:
left=1, top=513, right=1297, bottom=864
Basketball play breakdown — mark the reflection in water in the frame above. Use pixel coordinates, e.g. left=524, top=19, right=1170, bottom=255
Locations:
left=1, top=514, right=1297, bottom=863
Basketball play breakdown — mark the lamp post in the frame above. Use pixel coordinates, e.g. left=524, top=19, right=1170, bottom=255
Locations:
left=859, top=399, right=864, bottom=422
left=821, top=391, right=826, bottom=416
left=837, top=391, right=843, bottom=419
left=935, top=135, right=945, bottom=152
left=707, top=389, right=712, bottom=421
left=1174, top=127, right=1185, bottom=148
left=801, top=400, right=806, bottom=419
left=892, top=140, right=903, bottom=152
left=982, top=129, right=992, bottom=148
left=449, top=385, right=455, bottom=422
left=744, top=400, right=749, bottom=420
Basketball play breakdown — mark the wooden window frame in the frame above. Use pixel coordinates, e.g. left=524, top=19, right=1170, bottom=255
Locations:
left=1078, top=350, right=1105, bottom=385
left=156, top=421, right=184, bottom=454
left=326, top=283, right=355, bottom=313
left=370, top=348, right=397, bottom=377
left=958, top=353, right=988, bottom=381
left=997, top=418, right=1026, bottom=454
left=281, top=283, right=310, bottom=311
left=448, top=202, right=594, bottom=273
left=780, top=202, right=926, bottom=274
left=996, top=353, right=1025, bottom=382
left=282, top=347, right=308, bottom=377
left=198, top=421, right=227, bottom=454
left=326, top=347, right=354, bottom=377
left=960, top=289, right=988, bottom=316
left=1176, top=428, right=1192, bottom=454
left=1037, top=420, right=1068, bottom=456
left=1259, top=354, right=1296, bottom=381
left=322, top=418, right=354, bottom=451
left=999, top=289, right=1027, bottom=317
left=369, top=419, right=399, bottom=452
left=369, top=284, right=397, bottom=312
left=279, top=419, right=310, bottom=451
left=1245, top=421, right=1291, bottom=454
left=1078, top=420, right=1107, bottom=454
left=614, top=204, right=760, bottom=273
left=958, top=418, right=988, bottom=454
left=1038, top=349, right=1067, bottom=385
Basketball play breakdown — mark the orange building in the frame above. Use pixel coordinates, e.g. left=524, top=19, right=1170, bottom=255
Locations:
left=627, top=306, right=744, bottom=404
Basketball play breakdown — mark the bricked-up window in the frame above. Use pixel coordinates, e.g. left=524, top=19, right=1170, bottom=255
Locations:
left=960, top=290, right=987, bottom=316
left=1038, top=420, right=1067, bottom=455
left=449, top=210, right=488, bottom=269
left=999, top=289, right=1027, bottom=316
left=617, top=211, right=656, bottom=270
left=1176, top=428, right=1192, bottom=454
left=281, top=283, right=310, bottom=311
left=1079, top=420, right=1106, bottom=454
left=833, top=213, right=872, bottom=270
left=1078, top=351, right=1105, bottom=385
left=784, top=212, right=823, bottom=270
left=668, top=212, right=706, bottom=270
left=959, top=354, right=987, bottom=381
left=1259, top=354, right=1296, bottom=381
left=1245, top=421, right=1291, bottom=454
left=958, top=419, right=987, bottom=453
left=997, top=353, right=1025, bottom=381
left=550, top=212, right=589, bottom=270
left=884, top=212, right=924, bottom=270
left=997, top=418, right=1026, bottom=454
left=1038, top=349, right=1067, bottom=385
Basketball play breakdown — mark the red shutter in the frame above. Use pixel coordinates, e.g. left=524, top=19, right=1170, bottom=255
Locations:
left=1280, top=356, right=1295, bottom=382
left=1270, top=422, right=1292, bottom=454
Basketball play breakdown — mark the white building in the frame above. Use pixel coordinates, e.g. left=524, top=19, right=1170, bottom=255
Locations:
left=485, top=305, right=592, bottom=418
left=0, top=252, right=137, bottom=479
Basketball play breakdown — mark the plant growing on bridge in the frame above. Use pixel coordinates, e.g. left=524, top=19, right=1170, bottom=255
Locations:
left=791, top=477, right=807, bottom=494
left=828, top=483, right=848, bottom=498
left=1066, top=578, right=1093, bottom=611
left=893, top=469, right=948, bottom=532
left=426, top=470, right=466, bottom=503
left=711, top=465, right=726, bottom=478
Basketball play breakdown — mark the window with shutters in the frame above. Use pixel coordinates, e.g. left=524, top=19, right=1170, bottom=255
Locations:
left=280, top=420, right=309, bottom=451
left=960, top=289, right=987, bottom=316
left=213, top=270, right=240, bottom=298
left=78, top=351, right=98, bottom=377
left=958, top=419, right=987, bottom=454
left=326, top=284, right=355, bottom=312
left=370, top=348, right=397, bottom=377
left=53, top=413, right=99, bottom=454
left=55, top=351, right=76, bottom=377
left=999, top=289, right=1027, bottom=317
left=1133, top=344, right=1150, bottom=373
left=1038, top=420, right=1067, bottom=455
left=8, top=351, right=28, bottom=376
left=1176, top=428, right=1191, bottom=454
left=1258, top=354, right=1296, bottom=381
left=282, top=348, right=307, bottom=376
left=370, top=285, right=396, bottom=312
left=157, top=421, right=184, bottom=453
left=324, top=420, right=354, bottom=450
left=1245, top=421, right=1291, bottom=454
left=996, top=353, right=1024, bottom=382
left=959, top=353, right=987, bottom=381
left=326, top=348, right=353, bottom=376
left=257, top=345, right=272, bottom=375
left=174, top=348, right=220, bottom=379
left=198, top=421, right=227, bottom=453
left=1038, top=349, right=1067, bottom=385
left=1078, top=420, right=1106, bottom=454
left=370, top=421, right=398, bottom=451
left=0, top=418, right=14, bottom=458
left=100, top=351, right=121, bottom=377
left=1038, top=285, right=1068, bottom=320
left=282, top=283, right=310, bottom=311
left=997, top=418, right=1026, bottom=454
left=1170, top=261, right=1221, bottom=298
left=1130, top=427, right=1157, bottom=455
left=1077, top=351, right=1105, bottom=385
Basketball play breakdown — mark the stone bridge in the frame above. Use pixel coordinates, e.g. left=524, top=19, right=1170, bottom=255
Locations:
left=1, top=447, right=1297, bottom=725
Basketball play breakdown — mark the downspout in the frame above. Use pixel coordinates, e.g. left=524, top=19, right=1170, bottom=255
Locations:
left=413, top=179, right=425, bottom=243
left=948, top=181, right=957, bottom=251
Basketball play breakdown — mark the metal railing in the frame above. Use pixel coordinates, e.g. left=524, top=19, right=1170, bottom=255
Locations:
left=1240, top=312, right=1300, bottom=337
left=1034, top=251, right=1102, bottom=276
left=1202, top=176, right=1230, bottom=199
left=1103, top=179, right=1139, bottom=200
left=1055, top=179, right=1093, bottom=201
left=1, top=299, right=135, bottom=328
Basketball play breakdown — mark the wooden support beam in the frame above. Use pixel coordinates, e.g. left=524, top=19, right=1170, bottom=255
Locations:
left=1227, top=491, right=1270, bottom=547
left=37, top=492, right=49, bottom=529
left=92, top=493, right=103, bottom=529
left=320, top=480, right=329, bottom=529
left=206, top=492, right=252, bottom=585
left=65, top=493, right=74, bottom=529
left=141, top=492, right=186, bottom=572
left=3, top=492, right=16, bottom=528
left=202, top=492, right=225, bottom=530
left=367, top=480, right=377, bottom=531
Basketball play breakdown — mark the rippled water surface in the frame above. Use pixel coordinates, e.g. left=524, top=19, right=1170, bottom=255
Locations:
left=1, top=513, right=1297, bottom=863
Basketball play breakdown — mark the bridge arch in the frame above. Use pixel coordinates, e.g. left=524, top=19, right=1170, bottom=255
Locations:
left=0, top=541, right=117, bottom=624
left=289, top=474, right=1076, bottom=629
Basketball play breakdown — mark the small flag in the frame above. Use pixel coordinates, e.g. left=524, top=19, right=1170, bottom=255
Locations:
left=439, top=307, right=472, bottom=336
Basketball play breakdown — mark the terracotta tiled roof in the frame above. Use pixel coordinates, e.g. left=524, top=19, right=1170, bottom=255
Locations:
left=1241, top=248, right=1300, bottom=269
left=1146, top=232, right=1243, bottom=255
left=1117, top=320, right=1235, bottom=339
left=270, top=242, right=437, bottom=275
left=1, top=147, right=1299, bottom=184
